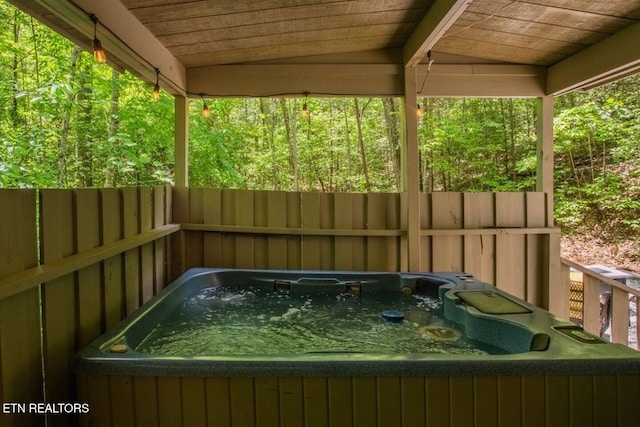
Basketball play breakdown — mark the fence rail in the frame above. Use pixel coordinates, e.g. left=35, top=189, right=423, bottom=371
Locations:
left=561, top=257, right=640, bottom=348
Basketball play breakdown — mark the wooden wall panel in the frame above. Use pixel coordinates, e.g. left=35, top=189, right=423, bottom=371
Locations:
left=419, top=193, right=432, bottom=272
left=0, top=189, right=42, bottom=427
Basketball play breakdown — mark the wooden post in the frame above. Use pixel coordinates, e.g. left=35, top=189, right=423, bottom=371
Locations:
left=402, top=66, right=421, bottom=272
left=175, top=95, right=189, bottom=188
left=536, top=96, right=554, bottom=220
left=536, top=96, right=567, bottom=317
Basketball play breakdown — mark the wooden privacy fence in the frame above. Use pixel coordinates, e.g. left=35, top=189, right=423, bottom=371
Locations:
left=562, top=258, right=640, bottom=347
left=173, top=188, right=562, bottom=312
left=0, top=187, right=175, bottom=427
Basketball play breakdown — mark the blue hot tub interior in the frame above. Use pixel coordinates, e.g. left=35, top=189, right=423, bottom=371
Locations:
left=75, top=268, right=640, bottom=377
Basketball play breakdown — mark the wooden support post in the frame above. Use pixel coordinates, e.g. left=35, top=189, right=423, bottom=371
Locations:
left=174, top=95, right=189, bottom=188
left=536, top=96, right=554, bottom=221
left=402, top=66, right=421, bottom=272
left=536, top=96, right=566, bottom=317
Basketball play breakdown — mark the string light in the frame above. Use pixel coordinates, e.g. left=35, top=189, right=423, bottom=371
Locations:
left=301, top=92, right=309, bottom=117
left=152, top=68, right=160, bottom=101
left=90, top=14, right=106, bottom=64
left=200, top=94, right=210, bottom=118
left=416, top=103, right=423, bottom=118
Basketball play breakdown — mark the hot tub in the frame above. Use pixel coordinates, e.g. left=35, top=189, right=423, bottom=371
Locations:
left=75, top=268, right=640, bottom=426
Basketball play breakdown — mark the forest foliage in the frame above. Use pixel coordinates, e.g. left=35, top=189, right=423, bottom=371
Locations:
left=0, top=2, right=638, bottom=247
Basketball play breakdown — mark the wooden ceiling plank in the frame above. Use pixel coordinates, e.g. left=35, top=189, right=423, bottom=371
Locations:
left=454, top=12, right=610, bottom=43
left=444, top=25, right=586, bottom=56
left=169, top=23, right=413, bottom=57
left=129, top=0, right=421, bottom=25
left=547, top=20, right=640, bottom=95
left=180, top=36, right=406, bottom=67
left=154, top=10, right=421, bottom=45
left=403, top=0, right=472, bottom=67
left=434, top=36, right=565, bottom=66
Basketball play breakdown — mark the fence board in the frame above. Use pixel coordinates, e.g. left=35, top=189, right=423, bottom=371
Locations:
left=431, top=192, right=463, bottom=272
left=335, top=193, right=356, bottom=270
left=526, top=192, right=547, bottom=305
left=153, top=186, right=167, bottom=295
left=101, top=188, right=124, bottom=330
left=187, top=188, right=204, bottom=269
left=122, top=188, right=140, bottom=315
left=221, top=190, right=238, bottom=268
left=202, top=188, right=223, bottom=267
left=419, top=193, right=432, bottom=272
left=40, top=189, right=77, bottom=427
left=0, top=189, right=42, bottom=427
left=234, top=190, right=255, bottom=268
left=266, top=191, right=287, bottom=269
left=286, top=192, right=303, bottom=269
left=463, top=193, right=495, bottom=283
left=496, top=192, right=527, bottom=298
left=75, top=189, right=103, bottom=347
left=139, top=187, right=154, bottom=303
left=611, top=287, right=630, bottom=345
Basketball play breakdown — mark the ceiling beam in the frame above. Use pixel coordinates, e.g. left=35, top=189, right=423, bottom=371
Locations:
left=403, top=0, right=473, bottom=68
left=14, top=0, right=186, bottom=95
left=547, top=21, right=640, bottom=96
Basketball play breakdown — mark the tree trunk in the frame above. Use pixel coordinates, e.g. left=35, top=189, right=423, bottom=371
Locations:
left=105, top=69, right=121, bottom=187
left=354, top=98, right=372, bottom=192
left=11, top=10, right=21, bottom=126
left=259, top=99, right=279, bottom=190
left=58, top=45, right=81, bottom=187
left=279, top=98, right=299, bottom=191
left=76, top=58, right=93, bottom=187
left=382, top=98, right=401, bottom=190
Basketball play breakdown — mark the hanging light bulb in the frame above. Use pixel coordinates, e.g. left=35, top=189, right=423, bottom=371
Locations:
left=301, top=92, right=309, bottom=118
left=201, top=94, right=210, bottom=118
left=416, top=103, right=423, bottom=118
left=90, top=15, right=107, bottom=64
left=152, top=68, right=160, bottom=102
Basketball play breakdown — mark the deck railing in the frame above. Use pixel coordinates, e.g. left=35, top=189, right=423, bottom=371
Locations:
left=561, top=257, right=640, bottom=348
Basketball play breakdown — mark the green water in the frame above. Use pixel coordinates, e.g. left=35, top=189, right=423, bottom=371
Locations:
left=136, top=287, right=497, bottom=356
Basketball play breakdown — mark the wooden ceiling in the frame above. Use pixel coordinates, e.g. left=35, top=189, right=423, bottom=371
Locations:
left=7, top=0, right=640, bottom=96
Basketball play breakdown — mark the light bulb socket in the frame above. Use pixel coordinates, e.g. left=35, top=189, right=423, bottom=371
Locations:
left=416, top=103, right=423, bottom=118
left=202, top=103, right=210, bottom=118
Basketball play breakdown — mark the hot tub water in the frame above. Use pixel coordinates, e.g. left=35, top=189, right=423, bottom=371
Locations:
left=136, top=286, right=501, bottom=356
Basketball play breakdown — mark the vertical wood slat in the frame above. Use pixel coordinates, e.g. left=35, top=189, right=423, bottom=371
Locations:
left=187, top=187, right=204, bottom=269
left=153, top=186, right=167, bottom=295
left=74, top=189, right=103, bottom=348
left=583, top=275, right=602, bottom=336
left=526, top=192, right=547, bottom=306
left=419, top=193, right=432, bottom=272
left=495, top=192, right=527, bottom=299
left=611, top=287, right=630, bottom=345
left=463, top=193, right=495, bottom=283
left=286, top=192, right=303, bottom=269
left=0, top=189, right=43, bottom=427
left=40, top=189, right=77, bottom=427
left=102, top=188, right=124, bottom=330
left=431, top=192, right=463, bottom=272
left=139, top=187, right=154, bottom=303
left=122, top=188, right=140, bottom=316
left=202, top=188, right=223, bottom=267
